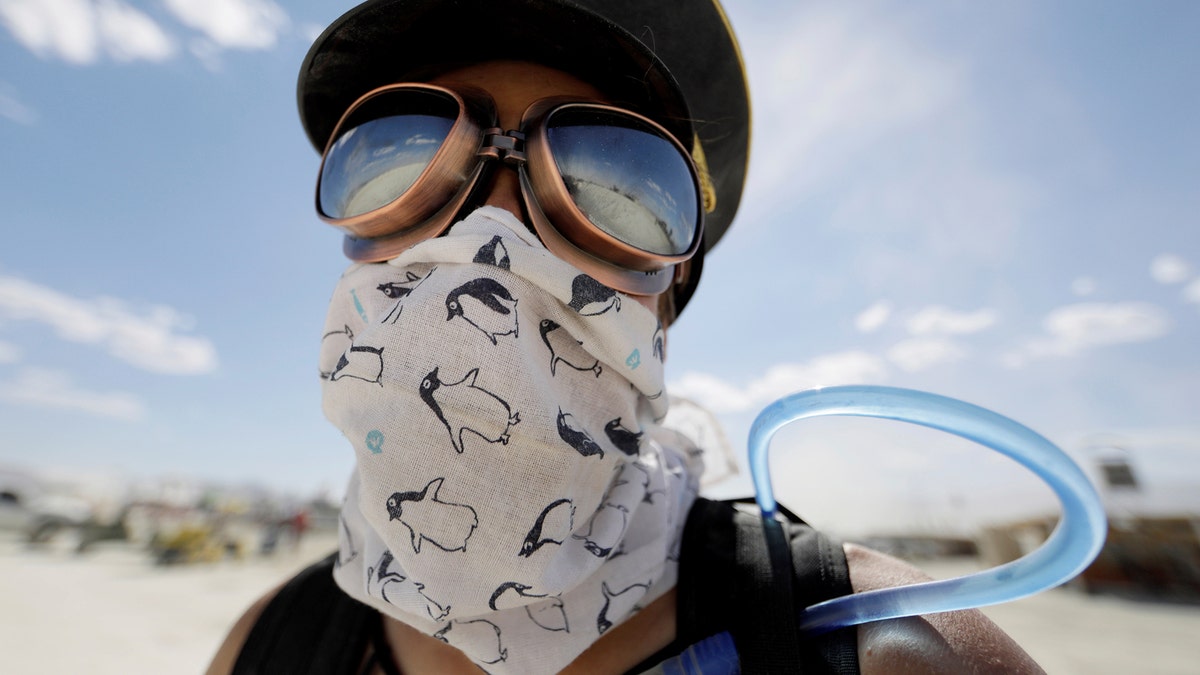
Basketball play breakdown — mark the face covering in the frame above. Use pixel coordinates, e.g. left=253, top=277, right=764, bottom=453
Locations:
left=320, top=206, right=702, bottom=674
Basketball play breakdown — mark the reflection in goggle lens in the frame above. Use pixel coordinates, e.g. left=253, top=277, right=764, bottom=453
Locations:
left=320, top=115, right=454, bottom=218
left=320, top=89, right=458, bottom=219
left=547, top=109, right=698, bottom=256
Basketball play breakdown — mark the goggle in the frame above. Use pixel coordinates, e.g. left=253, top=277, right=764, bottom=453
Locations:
left=316, top=83, right=704, bottom=298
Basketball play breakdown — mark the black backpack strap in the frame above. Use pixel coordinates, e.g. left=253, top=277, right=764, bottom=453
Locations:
left=736, top=506, right=806, bottom=671
left=233, top=553, right=376, bottom=675
left=677, top=498, right=860, bottom=674
left=787, top=525, right=861, bottom=672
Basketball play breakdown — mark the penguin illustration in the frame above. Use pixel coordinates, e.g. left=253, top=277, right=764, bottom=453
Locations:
left=645, top=458, right=683, bottom=506
left=596, top=580, right=650, bottom=635
left=573, top=502, right=627, bottom=557
left=606, top=540, right=629, bottom=561
left=385, top=477, right=479, bottom=554
left=330, top=344, right=385, bottom=385
left=378, top=268, right=435, bottom=323
left=420, top=367, right=521, bottom=454
left=489, top=581, right=545, bottom=610
left=539, top=319, right=602, bottom=377
left=369, top=550, right=403, bottom=601
left=652, top=321, right=665, bottom=362
left=433, top=619, right=507, bottom=665
left=604, top=461, right=650, bottom=512
left=368, top=550, right=451, bottom=621
left=556, top=408, right=604, bottom=458
left=568, top=274, right=621, bottom=315
left=519, top=498, right=575, bottom=557
left=445, top=278, right=519, bottom=345
left=528, top=597, right=570, bottom=633
left=488, top=582, right=570, bottom=633
left=377, top=271, right=424, bottom=299
left=643, top=484, right=668, bottom=506
left=319, top=325, right=355, bottom=380
left=603, top=418, right=643, bottom=457
left=473, top=235, right=511, bottom=269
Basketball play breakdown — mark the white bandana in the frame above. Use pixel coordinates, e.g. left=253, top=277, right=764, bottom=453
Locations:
left=320, top=206, right=702, bottom=674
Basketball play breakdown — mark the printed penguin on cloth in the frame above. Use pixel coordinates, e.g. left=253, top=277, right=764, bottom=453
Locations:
left=320, top=206, right=703, bottom=674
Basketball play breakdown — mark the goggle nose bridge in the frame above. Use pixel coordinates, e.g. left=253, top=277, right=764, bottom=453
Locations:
left=478, top=128, right=528, bottom=167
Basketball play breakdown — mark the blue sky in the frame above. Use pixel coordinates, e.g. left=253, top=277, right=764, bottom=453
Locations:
left=2, top=0, right=1197, bottom=535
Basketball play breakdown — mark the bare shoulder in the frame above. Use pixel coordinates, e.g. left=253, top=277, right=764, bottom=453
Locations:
left=843, top=543, right=1045, bottom=675
left=204, top=585, right=282, bottom=675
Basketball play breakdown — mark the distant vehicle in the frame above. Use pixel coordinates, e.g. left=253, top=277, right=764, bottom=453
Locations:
left=0, top=489, right=32, bottom=532
left=0, top=475, right=93, bottom=546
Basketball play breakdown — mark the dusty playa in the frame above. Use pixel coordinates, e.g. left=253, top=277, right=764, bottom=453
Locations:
left=1, top=532, right=1198, bottom=674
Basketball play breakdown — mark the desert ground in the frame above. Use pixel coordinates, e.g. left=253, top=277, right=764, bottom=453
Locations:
left=1, top=531, right=1198, bottom=674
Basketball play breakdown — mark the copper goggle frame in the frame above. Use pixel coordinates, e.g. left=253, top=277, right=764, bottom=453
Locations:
left=316, top=83, right=704, bottom=298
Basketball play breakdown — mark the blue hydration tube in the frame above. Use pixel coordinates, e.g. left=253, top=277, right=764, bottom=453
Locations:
left=747, top=385, right=1108, bottom=634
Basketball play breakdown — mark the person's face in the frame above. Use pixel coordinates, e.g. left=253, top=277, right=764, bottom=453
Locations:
left=430, top=60, right=662, bottom=316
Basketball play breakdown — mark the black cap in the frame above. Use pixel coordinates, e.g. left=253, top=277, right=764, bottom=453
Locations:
left=298, top=0, right=750, bottom=305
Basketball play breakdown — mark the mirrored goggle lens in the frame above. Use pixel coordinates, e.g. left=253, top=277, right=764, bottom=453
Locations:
left=547, top=109, right=700, bottom=256
left=320, top=89, right=459, bottom=219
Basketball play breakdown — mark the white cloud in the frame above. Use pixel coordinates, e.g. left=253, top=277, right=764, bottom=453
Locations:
left=0, top=340, right=19, bottom=363
left=1008, top=302, right=1171, bottom=366
left=0, top=367, right=145, bottom=421
left=887, top=337, right=966, bottom=373
left=95, top=0, right=174, bottom=62
left=670, top=350, right=888, bottom=414
left=163, top=0, right=288, bottom=50
left=855, top=300, right=891, bottom=333
left=0, top=0, right=99, bottom=63
left=0, top=82, right=36, bottom=125
left=0, top=0, right=291, bottom=65
left=299, top=21, right=323, bottom=45
left=1184, top=279, right=1200, bottom=306
left=1071, top=276, right=1096, bottom=297
left=0, top=0, right=174, bottom=64
left=731, top=3, right=1033, bottom=270
left=907, top=305, right=997, bottom=336
left=1044, top=302, right=1170, bottom=348
left=0, top=275, right=217, bottom=375
left=745, top=4, right=959, bottom=203
left=1000, top=352, right=1028, bottom=370
left=187, top=37, right=223, bottom=71
left=668, top=372, right=756, bottom=415
left=1150, top=254, right=1191, bottom=285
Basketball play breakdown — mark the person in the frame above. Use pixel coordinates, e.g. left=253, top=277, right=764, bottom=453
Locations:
left=208, top=0, right=1044, bottom=672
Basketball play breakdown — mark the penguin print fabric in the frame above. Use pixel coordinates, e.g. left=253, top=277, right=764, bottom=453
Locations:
left=322, top=206, right=702, bottom=675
